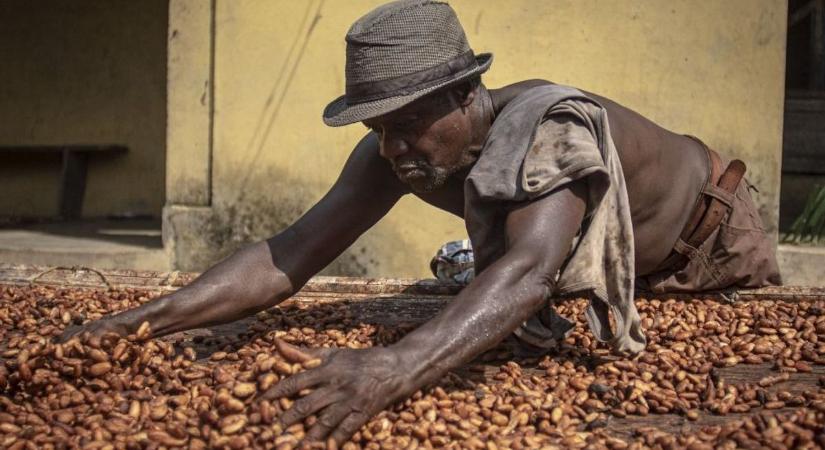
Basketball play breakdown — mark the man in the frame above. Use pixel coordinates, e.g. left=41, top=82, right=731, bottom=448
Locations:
left=62, top=0, right=781, bottom=444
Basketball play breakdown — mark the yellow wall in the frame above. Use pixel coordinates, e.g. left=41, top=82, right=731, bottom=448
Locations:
left=0, top=0, right=167, bottom=218
left=167, top=0, right=787, bottom=276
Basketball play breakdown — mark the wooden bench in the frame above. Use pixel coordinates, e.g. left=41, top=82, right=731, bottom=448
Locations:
left=0, top=145, right=127, bottom=219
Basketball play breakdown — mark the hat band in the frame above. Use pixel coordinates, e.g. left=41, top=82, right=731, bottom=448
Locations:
left=346, top=50, right=477, bottom=104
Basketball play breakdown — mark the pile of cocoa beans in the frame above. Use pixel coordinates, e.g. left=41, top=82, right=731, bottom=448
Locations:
left=1, top=284, right=824, bottom=449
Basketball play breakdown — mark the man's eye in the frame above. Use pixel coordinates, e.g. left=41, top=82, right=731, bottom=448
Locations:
left=393, top=119, right=418, bottom=130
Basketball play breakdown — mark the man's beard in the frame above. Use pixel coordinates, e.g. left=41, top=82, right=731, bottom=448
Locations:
left=394, top=161, right=452, bottom=193
left=393, top=151, right=477, bottom=193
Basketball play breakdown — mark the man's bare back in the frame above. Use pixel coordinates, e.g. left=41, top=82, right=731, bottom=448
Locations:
left=391, top=79, right=709, bottom=276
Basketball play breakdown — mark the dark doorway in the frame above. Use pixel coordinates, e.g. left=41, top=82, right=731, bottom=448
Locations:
left=780, top=0, right=825, bottom=233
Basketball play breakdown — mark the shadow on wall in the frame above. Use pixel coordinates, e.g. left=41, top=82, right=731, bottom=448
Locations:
left=0, top=0, right=167, bottom=219
left=174, top=166, right=405, bottom=277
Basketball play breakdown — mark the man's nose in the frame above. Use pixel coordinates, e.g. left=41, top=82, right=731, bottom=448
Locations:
left=379, top=134, right=409, bottom=160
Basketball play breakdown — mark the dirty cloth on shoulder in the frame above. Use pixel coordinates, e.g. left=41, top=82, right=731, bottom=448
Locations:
left=464, top=84, right=646, bottom=355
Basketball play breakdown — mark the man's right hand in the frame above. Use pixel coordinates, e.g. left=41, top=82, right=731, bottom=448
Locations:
left=58, top=316, right=130, bottom=343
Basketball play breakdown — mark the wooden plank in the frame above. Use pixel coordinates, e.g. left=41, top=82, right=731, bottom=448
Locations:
left=1, top=263, right=824, bottom=301
left=783, top=95, right=825, bottom=175
left=600, top=362, right=825, bottom=438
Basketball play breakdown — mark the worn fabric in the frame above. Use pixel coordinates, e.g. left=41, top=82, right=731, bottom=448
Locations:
left=638, top=176, right=782, bottom=293
left=464, top=84, right=647, bottom=355
left=430, top=239, right=475, bottom=285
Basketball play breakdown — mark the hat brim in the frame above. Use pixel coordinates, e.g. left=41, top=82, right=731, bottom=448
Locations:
left=322, top=53, right=493, bottom=127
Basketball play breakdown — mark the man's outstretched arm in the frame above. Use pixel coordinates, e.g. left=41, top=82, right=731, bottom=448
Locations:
left=60, top=133, right=405, bottom=341
left=266, top=180, right=587, bottom=444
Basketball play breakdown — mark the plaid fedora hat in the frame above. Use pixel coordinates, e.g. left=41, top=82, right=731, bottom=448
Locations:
left=323, top=0, right=493, bottom=127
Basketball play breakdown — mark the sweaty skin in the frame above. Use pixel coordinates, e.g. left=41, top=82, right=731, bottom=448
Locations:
left=60, top=80, right=707, bottom=444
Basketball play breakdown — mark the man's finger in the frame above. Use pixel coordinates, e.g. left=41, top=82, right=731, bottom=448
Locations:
left=58, top=327, right=81, bottom=343
left=279, top=387, right=341, bottom=429
left=262, top=369, right=324, bottom=400
left=330, top=411, right=371, bottom=445
left=304, top=403, right=351, bottom=442
left=273, top=338, right=328, bottom=363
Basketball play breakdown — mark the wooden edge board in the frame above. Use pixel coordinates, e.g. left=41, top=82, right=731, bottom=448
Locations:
left=1, top=263, right=824, bottom=301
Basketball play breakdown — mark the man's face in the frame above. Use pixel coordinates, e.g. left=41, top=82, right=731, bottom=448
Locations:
left=363, top=89, right=478, bottom=193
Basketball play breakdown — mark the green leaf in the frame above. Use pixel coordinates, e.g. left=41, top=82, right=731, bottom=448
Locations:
left=788, top=184, right=825, bottom=243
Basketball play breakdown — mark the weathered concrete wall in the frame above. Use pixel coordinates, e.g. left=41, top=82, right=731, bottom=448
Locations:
left=165, top=0, right=787, bottom=276
left=167, top=0, right=213, bottom=208
left=0, top=0, right=168, bottom=218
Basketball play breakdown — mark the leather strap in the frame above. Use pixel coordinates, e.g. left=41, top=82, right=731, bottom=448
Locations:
left=686, top=158, right=745, bottom=249
left=653, top=140, right=746, bottom=272
left=678, top=141, right=720, bottom=246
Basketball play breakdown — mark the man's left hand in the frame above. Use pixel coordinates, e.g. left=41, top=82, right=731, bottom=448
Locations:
left=263, top=339, right=417, bottom=444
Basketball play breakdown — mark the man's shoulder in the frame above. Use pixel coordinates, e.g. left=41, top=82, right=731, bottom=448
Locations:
left=489, top=79, right=554, bottom=114
left=490, top=82, right=595, bottom=121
